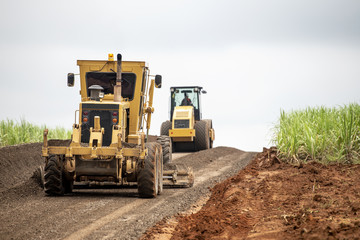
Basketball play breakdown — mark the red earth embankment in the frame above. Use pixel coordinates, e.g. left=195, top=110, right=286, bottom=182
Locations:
left=143, top=147, right=360, bottom=239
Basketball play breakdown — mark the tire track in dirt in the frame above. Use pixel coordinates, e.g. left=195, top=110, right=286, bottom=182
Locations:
left=64, top=199, right=144, bottom=240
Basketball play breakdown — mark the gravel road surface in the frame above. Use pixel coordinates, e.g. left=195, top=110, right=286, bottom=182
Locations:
left=0, top=145, right=255, bottom=240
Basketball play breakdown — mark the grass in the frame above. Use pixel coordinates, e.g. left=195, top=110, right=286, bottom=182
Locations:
left=0, top=118, right=71, bottom=147
left=272, top=103, right=360, bottom=164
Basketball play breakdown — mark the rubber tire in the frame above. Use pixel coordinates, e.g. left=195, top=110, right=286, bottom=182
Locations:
left=44, top=155, right=64, bottom=196
left=137, top=142, right=160, bottom=198
left=203, top=119, right=214, bottom=148
left=160, top=121, right=172, bottom=136
left=195, top=120, right=210, bottom=151
left=157, top=135, right=172, bottom=164
left=157, top=144, right=163, bottom=195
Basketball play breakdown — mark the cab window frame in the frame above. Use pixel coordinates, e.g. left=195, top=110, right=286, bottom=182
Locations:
left=85, top=72, right=137, bottom=101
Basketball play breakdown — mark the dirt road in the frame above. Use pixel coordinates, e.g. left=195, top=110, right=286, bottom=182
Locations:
left=0, top=144, right=255, bottom=240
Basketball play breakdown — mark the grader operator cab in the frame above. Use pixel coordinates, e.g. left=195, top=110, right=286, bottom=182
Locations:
left=41, top=54, right=193, bottom=198
left=160, top=86, right=215, bottom=152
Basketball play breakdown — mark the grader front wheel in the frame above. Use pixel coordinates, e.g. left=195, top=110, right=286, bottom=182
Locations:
left=137, top=142, right=163, bottom=198
left=157, top=144, right=163, bottom=195
left=44, top=155, right=64, bottom=196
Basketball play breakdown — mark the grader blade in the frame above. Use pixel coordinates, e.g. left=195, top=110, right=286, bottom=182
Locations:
left=163, top=163, right=194, bottom=188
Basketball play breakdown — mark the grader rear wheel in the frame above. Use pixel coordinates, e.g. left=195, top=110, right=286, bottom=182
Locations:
left=160, top=121, right=172, bottom=136
left=157, top=135, right=172, bottom=164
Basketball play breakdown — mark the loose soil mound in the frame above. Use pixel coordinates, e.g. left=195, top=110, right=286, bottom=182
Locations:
left=143, top=147, right=360, bottom=239
left=174, top=146, right=245, bottom=172
left=0, top=143, right=43, bottom=193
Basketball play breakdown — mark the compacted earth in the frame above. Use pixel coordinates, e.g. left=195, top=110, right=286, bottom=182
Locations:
left=142, top=147, right=360, bottom=240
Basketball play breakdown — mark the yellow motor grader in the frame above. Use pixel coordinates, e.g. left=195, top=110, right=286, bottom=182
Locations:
left=41, top=54, right=193, bottom=198
left=160, top=86, right=215, bottom=152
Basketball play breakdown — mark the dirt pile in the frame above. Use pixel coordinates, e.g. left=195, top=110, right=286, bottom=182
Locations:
left=174, top=146, right=245, bottom=172
left=143, top=147, right=360, bottom=239
left=0, top=143, right=43, bottom=193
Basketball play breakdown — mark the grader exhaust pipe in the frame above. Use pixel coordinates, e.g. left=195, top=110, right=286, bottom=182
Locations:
left=114, top=53, right=122, bottom=102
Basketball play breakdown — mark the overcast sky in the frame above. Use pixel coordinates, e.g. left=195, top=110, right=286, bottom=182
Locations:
left=1, top=0, right=359, bottom=151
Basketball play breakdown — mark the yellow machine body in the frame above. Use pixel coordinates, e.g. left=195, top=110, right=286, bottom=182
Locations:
left=169, top=106, right=196, bottom=142
left=41, top=54, right=194, bottom=195
left=42, top=54, right=161, bottom=190
left=77, top=60, right=148, bottom=137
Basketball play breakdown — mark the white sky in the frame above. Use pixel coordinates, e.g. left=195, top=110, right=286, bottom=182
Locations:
left=1, top=0, right=359, bottom=151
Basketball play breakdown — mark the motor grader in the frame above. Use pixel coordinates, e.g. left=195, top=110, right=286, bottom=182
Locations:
left=41, top=53, right=193, bottom=198
left=160, top=86, right=215, bottom=152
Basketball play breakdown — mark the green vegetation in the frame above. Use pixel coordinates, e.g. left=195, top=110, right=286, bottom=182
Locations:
left=0, top=119, right=71, bottom=147
left=272, top=103, right=360, bottom=164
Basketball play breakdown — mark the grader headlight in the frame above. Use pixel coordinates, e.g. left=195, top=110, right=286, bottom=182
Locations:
left=112, top=111, right=119, bottom=124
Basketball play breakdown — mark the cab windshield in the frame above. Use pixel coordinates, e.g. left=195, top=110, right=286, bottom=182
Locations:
left=171, top=88, right=199, bottom=109
left=85, top=72, right=136, bottom=100
left=170, top=87, right=201, bottom=121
